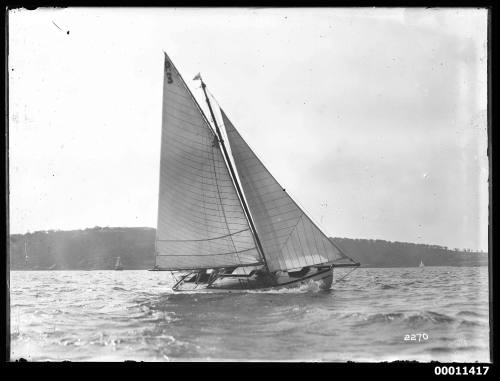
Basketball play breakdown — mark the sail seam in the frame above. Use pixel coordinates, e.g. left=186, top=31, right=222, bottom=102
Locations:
left=273, top=212, right=305, bottom=266
left=164, top=111, right=210, bottom=130
left=157, top=228, right=252, bottom=243
left=161, top=176, right=242, bottom=197
left=157, top=247, right=258, bottom=257
left=155, top=262, right=263, bottom=271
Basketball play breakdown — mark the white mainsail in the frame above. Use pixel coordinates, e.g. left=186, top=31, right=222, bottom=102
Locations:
left=221, top=109, right=356, bottom=272
left=155, top=53, right=262, bottom=270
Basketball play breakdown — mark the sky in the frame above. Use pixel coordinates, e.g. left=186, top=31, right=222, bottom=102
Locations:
left=8, top=8, right=488, bottom=251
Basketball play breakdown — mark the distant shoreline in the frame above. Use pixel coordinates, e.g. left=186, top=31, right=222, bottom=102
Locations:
left=10, top=264, right=488, bottom=271
left=9, top=227, right=488, bottom=271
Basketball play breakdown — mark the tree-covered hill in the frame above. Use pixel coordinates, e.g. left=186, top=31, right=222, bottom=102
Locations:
left=333, top=237, right=488, bottom=268
left=9, top=227, right=488, bottom=270
left=10, top=227, right=155, bottom=270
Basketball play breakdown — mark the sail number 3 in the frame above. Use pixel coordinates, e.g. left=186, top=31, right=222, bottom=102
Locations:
left=165, top=60, right=173, bottom=84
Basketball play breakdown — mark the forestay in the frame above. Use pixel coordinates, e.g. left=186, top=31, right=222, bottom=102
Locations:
left=222, top=109, right=357, bottom=272
left=155, top=53, right=262, bottom=270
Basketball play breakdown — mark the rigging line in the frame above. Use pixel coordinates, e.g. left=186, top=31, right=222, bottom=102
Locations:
left=201, top=133, right=212, bottom=250
left=211, top=140, right=242, bottom=264
left=298, top=219, right=315, bottom=267
left=329, top=238, right=356, bottom=262
left=276, top=212, right=305, bottom=268
left=302, top=216, right=321, bottom=265
left=331, top=266, right=358, bottom=285
left=170, top=271, right=179, bottom=284
left=195, top=132, right=208, bottom=244
left=309, top=218, right=325, bottom=264
left=294, top=219, right=309, bottom=268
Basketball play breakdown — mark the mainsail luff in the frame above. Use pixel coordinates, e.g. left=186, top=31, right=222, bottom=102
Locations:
left=155, top=53, right=262, bottom=270
left=221, top=109, right=358, bottom=272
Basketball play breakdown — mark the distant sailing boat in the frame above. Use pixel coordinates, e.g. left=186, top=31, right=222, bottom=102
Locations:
left=419, top=259, right=425, bottom=267
left=154, top=52, right=360, bottom=292
left=114, top=256, right=124, bottom=271
left=24, top=238, right=29, bottom=267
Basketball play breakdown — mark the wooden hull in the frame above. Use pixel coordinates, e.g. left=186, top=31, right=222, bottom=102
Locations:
left=173, top=267, right=334, bottom=292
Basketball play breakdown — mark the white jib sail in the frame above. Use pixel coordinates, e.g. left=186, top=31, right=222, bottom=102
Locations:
left=155, top=53, right=262, bottom=270
left=221, top=109, right=356, bottom=272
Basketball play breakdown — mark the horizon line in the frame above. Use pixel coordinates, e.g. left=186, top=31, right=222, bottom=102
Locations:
left=8, top=226, right=489, bottom=253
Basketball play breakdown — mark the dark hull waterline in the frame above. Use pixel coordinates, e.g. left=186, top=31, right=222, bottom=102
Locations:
left=172, top=267, right=334, bottom=293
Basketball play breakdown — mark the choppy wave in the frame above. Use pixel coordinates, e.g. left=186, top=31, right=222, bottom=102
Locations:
left=345, top=310, right=463, bottom=328
left=10, top=267, right=489, bottom=362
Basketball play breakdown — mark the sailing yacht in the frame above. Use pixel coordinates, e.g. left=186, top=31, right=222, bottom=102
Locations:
left=24, top=238, right=29, bottom=267
left=419, top=259, right=425, bottom=267
left=114, top=256, right=124, bottom=271
left=154, top=52, right=359, bottom=292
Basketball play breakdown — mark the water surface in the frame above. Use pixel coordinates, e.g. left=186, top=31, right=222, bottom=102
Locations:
left=10, top=267, right=490, bottom=362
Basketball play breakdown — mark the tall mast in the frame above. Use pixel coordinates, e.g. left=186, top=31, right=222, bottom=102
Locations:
left=199, top=79, right=270, bottom=273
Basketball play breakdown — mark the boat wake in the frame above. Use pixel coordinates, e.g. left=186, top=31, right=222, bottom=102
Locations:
left=248, top=279, right=329, bottom=294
